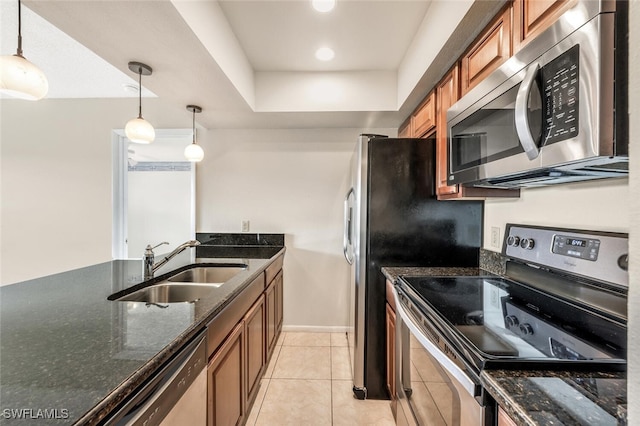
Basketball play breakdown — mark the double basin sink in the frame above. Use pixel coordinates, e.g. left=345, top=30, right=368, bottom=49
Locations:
left=110, top=264, right=247, bottom=304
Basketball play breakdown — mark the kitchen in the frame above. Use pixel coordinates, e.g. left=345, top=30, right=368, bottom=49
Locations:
left=0, top=0, right=638, bottom=425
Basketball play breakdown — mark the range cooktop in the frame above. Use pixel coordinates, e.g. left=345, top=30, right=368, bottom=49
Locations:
left=400, top=275, right=625, bottom=364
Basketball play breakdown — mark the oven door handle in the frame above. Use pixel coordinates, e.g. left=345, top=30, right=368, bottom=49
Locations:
left=392, top=287, right=478, bottom=398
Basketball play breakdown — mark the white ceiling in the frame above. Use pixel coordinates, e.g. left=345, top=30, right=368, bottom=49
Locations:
left=218, top=0, right=432, bottom=72
left=3, top=0, right=504, bottom=129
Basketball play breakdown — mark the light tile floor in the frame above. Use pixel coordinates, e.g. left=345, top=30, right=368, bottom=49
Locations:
left=245, top=332, right=395, bottom=425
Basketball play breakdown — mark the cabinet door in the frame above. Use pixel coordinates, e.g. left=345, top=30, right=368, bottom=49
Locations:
left=208, top=322, right=245, bottom=426
left=411, top=91, right=436, bottom=138
left=498, top=407, right=518, bottom=426
left=265, top=279, right=277, bottom=357
left=436, top=65, right=460, bottom=197
left=275, top=271, right=283, bottom=332
left=513, top=0, right=577, bottom=51
left=385, top=303, right=396, bottom=402
left=461, top=5, right=512, bottom=96
left=398, top=118, right=411, bottom=138
left=245, top=297, right=265, bottom=403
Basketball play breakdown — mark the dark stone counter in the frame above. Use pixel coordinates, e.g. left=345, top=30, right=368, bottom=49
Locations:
left=0, top=236, right=284, bottom=425
left=482, top=369, right=627, bottom=426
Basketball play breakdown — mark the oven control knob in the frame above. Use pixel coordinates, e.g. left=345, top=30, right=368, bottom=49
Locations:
left=520, top=238, right=535, bottom=250
left=519, top=323, right=534, bottom=335
left=507, top=236, right=520, bottom=247
left=505, top=315, right=519, bottom=328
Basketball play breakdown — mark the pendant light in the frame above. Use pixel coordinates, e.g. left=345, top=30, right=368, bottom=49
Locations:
left=125, top=61, right=155, bottom=144
left=184, top=105, right=204, bottom=162
left=0, top=0, right=48, bottom=100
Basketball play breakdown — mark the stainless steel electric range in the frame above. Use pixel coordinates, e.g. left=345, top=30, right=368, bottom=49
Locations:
left=393, top=224, right=628, bottom=426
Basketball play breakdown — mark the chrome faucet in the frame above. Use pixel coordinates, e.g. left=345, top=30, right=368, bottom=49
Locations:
left=143, top=240, right=201, bottom=279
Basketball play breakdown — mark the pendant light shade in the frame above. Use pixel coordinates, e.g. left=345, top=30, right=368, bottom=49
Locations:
left=184, top=105, right=204, bottom=162
left=125, top=61, right=155, bottom=144
left=0, top=0, right=48, bottom=100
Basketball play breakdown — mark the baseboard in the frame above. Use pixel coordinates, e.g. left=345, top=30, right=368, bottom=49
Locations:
left=282, top=325, right=350, bottom=333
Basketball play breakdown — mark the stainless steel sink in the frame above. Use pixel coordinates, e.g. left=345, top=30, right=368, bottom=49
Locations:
left=112, top=265, right=247, bottom=303
left=167, top=265, right=246, bottom=284
left=115, top=283, right=220, bottom=303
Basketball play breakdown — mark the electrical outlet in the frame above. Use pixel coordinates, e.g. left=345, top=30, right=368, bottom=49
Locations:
left=241, top=220, right=250, bottom=232
left=491, top=227, right=500, bottom=248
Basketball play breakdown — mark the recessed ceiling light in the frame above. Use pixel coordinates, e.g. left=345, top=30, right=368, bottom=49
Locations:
left=122, top=83, right=139, bottom=93
left=312, top=0, right=335, bottom=13
left=315, top=47, right=335, bottom=61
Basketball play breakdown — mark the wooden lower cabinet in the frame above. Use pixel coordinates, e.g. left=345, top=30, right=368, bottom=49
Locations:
left=245, top=297, right=265, bottom=403
left=275, top=271, right=284, bottom=333
left=208, top=322, right=245, bottom=426
left=266, top=279, right=277, bottom=356
left=266, top=270, right=283, bottom=358
left=206, top=256, right=284, bottom=426
left=385, top=303, right=396, bottom=415
left=498, top=407, right=518, bottom=426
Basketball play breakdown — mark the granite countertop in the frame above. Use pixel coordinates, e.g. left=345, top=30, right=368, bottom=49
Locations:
left=382, top=249, right=627, bottom=426
left=0, top=236, right=284, bottom=425
left=482, top=369, right=627, bottom=426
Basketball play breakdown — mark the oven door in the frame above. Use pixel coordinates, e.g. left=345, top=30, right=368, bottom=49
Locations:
left=393, top=287, right=484, bottom=426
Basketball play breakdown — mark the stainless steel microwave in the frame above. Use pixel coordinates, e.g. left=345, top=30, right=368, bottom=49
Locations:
left=447, top=0, right=628, bottom=188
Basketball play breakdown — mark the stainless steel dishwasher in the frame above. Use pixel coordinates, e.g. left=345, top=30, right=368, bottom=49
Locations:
left=105, top=331, right=207, bottom=426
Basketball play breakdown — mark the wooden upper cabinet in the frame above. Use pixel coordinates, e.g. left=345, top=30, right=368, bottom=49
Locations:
left=398, top=118, right=411, bottom=139
left=513, top=0, right=577, bottom=51
left=436, top=65, right=460, bottom=197
left=461, top=5, right=512, bottom=96
left=411, top=91, right=436, bottom=138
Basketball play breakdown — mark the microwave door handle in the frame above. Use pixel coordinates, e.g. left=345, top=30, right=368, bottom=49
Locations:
left=343, top=188, right=354, bottom=265
left=515, top=63, right=541, bottom=160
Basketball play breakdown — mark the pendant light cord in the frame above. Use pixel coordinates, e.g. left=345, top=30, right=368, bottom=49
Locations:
left=192, top=109, right=196, bottom=144
left=137, top=70, right=143, bottom=119
left=16, top=0, right=23, bottom=57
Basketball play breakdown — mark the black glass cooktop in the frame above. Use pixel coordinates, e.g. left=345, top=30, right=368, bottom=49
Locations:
left=398, top=275, right=626, bottom=362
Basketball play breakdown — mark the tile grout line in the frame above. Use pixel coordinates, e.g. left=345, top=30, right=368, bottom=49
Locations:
left=330, top=337, right=334, bottom=425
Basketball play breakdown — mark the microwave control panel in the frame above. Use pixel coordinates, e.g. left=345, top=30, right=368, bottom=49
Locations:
left=541, top=44, right=580, bottom=146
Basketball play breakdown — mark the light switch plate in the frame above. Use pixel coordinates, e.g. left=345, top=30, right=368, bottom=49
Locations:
left=241, top=220, right=250, bottom=232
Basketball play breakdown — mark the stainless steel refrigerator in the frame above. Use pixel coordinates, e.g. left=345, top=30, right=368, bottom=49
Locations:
left=343, top=134, right=483, bottom=399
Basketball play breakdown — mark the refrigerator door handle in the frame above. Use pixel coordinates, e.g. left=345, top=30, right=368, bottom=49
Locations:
left=343, top=188, right=354, bottom=265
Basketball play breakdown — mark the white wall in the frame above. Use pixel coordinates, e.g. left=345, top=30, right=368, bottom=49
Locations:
left=0, top=98, right=187, bottom=285
left=195, top=128, right=396, bottom=330
left=483, top=179, right=629, bottom=249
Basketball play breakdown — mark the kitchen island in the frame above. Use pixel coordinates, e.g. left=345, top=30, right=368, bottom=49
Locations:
left=0, top=234, right=285, bottom=425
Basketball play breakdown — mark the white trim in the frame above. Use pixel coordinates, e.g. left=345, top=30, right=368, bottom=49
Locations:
left=111, top=128, right=196, bottom=259
left=112, top=132, right=128, bottom=259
